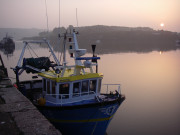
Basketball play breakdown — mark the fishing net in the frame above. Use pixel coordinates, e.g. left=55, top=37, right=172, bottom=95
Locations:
left=23, top=57, right=51, bottom=73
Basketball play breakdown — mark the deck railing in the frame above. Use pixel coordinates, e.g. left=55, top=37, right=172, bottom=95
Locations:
left=42, top=84, right=121, bottom=105
left=103, top=84, right=121, bottom=95
left=45, top=91, right=98, bottom=105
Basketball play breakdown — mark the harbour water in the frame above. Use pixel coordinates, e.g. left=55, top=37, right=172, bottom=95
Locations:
left=1, top=41, right=180, bottom=135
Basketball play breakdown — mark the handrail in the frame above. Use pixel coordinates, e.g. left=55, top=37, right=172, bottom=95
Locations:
left=43, top=84, right=121, bottom=105
left=45, top=91, right=96, bottom=97
left=103, top=84, right=121, bottom=94
left=45, top=91, right=97, bottom=105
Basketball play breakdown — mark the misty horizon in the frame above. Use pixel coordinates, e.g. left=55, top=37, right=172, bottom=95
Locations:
left=1, top=24, right=179, bottom=33
left=0, top=0, right=180, bottom=32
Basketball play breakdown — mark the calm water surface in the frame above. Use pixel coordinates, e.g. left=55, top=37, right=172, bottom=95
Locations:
left=1, top=41, right=180, bottom=135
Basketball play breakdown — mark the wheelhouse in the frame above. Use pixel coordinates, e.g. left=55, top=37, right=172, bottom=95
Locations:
left=42, top=76, right=102, bottom=105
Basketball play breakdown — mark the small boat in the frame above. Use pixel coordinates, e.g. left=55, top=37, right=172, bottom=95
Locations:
left=0, top=34, right=15, bottom=48
left=13, top=28, right=125, bottom=135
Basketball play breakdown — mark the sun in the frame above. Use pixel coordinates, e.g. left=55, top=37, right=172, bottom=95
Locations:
left=160, top=23, right=164, bottom=27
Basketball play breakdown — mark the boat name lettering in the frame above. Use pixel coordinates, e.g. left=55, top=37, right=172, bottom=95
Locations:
left=100, top=105, right=118, bottom=116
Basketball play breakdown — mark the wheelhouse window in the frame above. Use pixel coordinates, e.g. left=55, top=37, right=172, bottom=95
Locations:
left=59, top=83, right=69, bottom=99
left=98, top=79, right=102, bottom=93
left=47, top=80, right=50, bottom=94
left=89, top=80, right=97, bottom=94
left=73, top=82, right=80, bottom=97
left=52, top=81, right=56, bottom=98
left=81, top=80, right=89, bottom=95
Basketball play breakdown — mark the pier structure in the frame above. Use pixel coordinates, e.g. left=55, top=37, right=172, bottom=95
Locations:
left=0, top=55, right=61, bottom=135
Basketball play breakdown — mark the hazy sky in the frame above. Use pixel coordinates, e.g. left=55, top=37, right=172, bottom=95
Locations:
left=0, top=0, right=180, bottom=32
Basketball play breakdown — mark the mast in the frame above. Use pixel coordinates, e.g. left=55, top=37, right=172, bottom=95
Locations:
left=73, top=30, right=83, bottom=66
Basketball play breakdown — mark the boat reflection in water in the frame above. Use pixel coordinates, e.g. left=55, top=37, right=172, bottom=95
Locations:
left=13, top=27, right=125, bottom=135
left=0, top=34, right=15, bottom=57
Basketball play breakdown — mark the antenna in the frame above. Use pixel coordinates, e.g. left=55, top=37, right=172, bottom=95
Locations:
left=59, top=0, right=60, bottom=32
left=45, top=0, right=49, bottom=32
left=58, top=0, right=62, bottom=64
left=76, top=8, right=79, bottom=27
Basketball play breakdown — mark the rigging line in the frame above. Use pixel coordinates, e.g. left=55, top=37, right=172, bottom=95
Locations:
left=76, top=8, right=79, bottom=27
left=28, top=45, right=38, bottom=57
left=42, top=53, right=52, bottom=67
left=27, top=46, right=33, bottom=58
left=57, top=40, right=62, bottom=65
left=57, top=37, right=63, bottom=65
left=59, top=46, right=63, bottom=65
left=45, top=0, right=49, bottom=32
left=48, top=53, right=52, bottom=59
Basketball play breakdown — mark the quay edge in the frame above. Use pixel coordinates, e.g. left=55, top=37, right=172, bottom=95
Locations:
left=0, top=78, right=61, bottom=135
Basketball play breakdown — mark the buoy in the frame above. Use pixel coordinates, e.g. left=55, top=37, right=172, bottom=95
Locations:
left=38, top=97, right=46, bottom=106
left=13, top=84, right=18, bottom=89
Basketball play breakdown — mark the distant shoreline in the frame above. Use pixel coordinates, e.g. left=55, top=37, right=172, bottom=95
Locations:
left=2, top=25, right=180, bottom=54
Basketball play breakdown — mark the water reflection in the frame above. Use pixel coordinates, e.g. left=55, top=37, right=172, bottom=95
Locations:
left=102, top=51, right=180, bottom=135
left=38, top=39, right=180, bottom=55
left=1, top=41, right=180, bottom=135
left=0, top=43, right=15, bottom=58
left=0, top=34, right=15, bottom=58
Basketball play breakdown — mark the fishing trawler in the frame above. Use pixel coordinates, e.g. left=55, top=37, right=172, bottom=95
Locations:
left=13, top=28, right=125, bottom=135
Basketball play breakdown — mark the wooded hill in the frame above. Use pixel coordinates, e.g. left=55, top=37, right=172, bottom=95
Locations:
left=23, top=25, right=180, bottom=54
